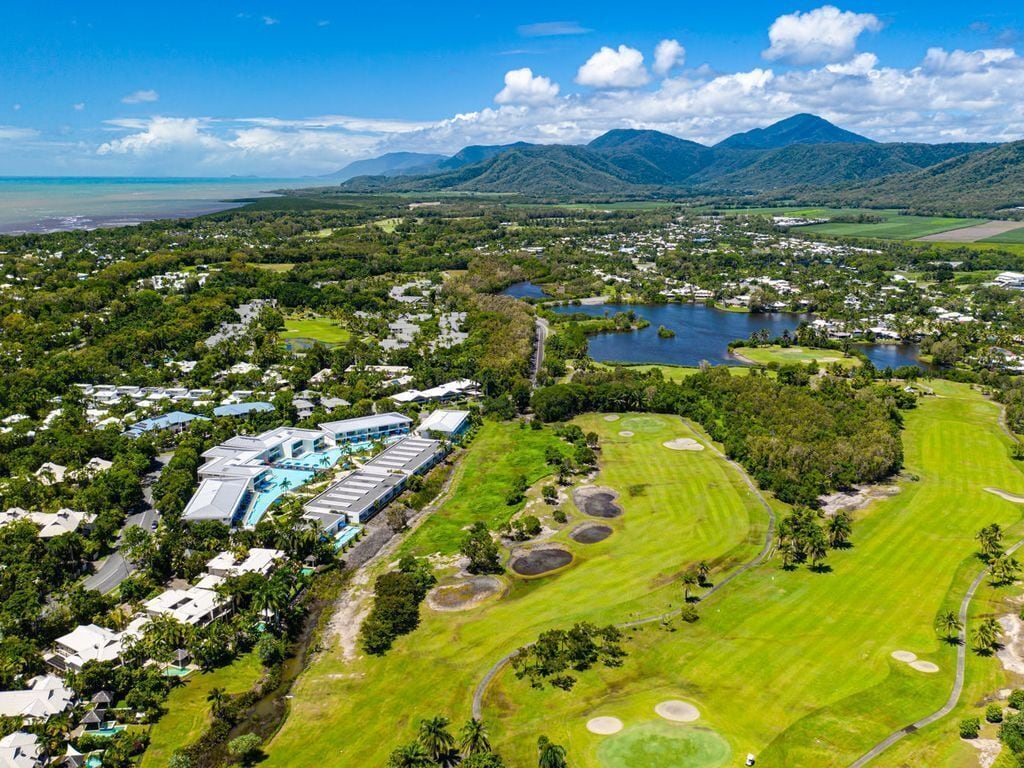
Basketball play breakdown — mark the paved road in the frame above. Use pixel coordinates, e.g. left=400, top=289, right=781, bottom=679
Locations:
left=531, top=317, right=549, bottom=388
left=471, top=422, right=777, bottom=718
left=83, top=453, right=170, bottom=594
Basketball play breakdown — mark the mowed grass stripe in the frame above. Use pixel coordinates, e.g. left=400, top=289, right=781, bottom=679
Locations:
left=264, top=415, right=765, bottom=767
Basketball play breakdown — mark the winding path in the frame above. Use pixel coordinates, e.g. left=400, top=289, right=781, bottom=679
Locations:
left=850, top=400, right=1024, bottom=767
left=471, top=420, right=777, bottom=718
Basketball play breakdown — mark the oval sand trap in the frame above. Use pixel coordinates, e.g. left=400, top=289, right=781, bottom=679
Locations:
left=586, top=716, right=623, bottom=735
left=910, top=660, right=939, bottom=673
left=570, top=523, right=612, bottom=544
left=619, top=430, right=634, bottom=437
left=663, top=438, right=704, bottom=452
left=511, top=547, right=573, bottom=577
left=603, top=414, right=620, bottom=422
left=573, top=486, right=623, bottom=518
left=891, top=650, right=917, bottom=663
left=655, top=700, right=700, bottom=722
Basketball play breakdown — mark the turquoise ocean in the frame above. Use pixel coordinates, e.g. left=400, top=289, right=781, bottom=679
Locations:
left=0, top=177, right=319, bottom=234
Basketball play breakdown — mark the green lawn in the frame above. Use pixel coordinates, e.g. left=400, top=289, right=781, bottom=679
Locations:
left=801, top=216, right=985, bottom=239
left=251, top=262, right=297, bottom=272
left=280, top=317, right=351, bottom=345
left=400, top=421, right=565, bottom=557
left=141, top=654, right=263, bottom=767
left=982, top=225, right=1024, bottom=244
left=595, top=363, right=752, bottom=381
left=264, top=386, right=1024, bottom=768
left=264, top=413, right=766, bottom=767
left=734, top=345, right=861, bottom=369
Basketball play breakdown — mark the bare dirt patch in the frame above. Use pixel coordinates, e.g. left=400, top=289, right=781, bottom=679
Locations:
left=910, top=660, right=940, bottom=673
left=819, top=484, right=899, bottom=516
left=997, top=614, right=1024, bottom=675
left=891, top=650, right=917, bottom=663
left=510, top=547, right=574, bottom=576
left=586, top=716, right=623, bottom=735
left=966, top=738, right=1002, bottom=768
left=570, top=523, right=613, bottom=544
left=986, top=487, right=1024, bottom=504
left=663, top=438, right=704, bottom=451
left=426, top=575, right=504, bottom=612
left=918, top=220, right=1024, bottom=242
left=655, top=700, right=701, bottom=722
left=574, top=486, right=623, bottom=518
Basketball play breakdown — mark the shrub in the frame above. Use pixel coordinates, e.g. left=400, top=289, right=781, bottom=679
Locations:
left=960, top=716, right=981, bottom=739
left=987, top=703, right=1004, bottom=723
left=552, top=508, right=567, bottom=524
left=1010, top=690, right=1024, bottom=710
left=679, top=606, right=700, bottom=623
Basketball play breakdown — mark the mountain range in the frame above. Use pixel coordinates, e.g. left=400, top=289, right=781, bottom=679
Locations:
left=332, top=114, right=1023, bottom=216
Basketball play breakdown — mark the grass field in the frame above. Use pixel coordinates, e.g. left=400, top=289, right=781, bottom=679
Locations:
left=983, top=226, right=1024, bottom=244
left=400, top=422, right=565, bottom=557
left=264, top=414, right=766, bottom=767
left=719, top=206, right=986, bottom=240
left=734, top=345, right=861, bottom=369
left=265, top=385, right=1024, bottom=768
left=373, top=217, right=403, bottom=232
left=280, top=316, right=351, bottom=345
left=251, top=262, right=297, bottom=272
left=141, top=654, right=263, bottom=768
left=595, top=363, right=752, bottom=381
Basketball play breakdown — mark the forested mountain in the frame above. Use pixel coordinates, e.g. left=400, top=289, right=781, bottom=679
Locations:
left=820, top=140, right=1024, bottom=216
left=715, top=113, right=874, bottom=149
left=324, top=152, right=449, bottom=180
left=336, top=114, right=1013, bottom=209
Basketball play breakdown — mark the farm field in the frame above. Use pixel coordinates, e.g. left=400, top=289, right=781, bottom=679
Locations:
left=279, top=316, right=351, bottom=345
left=801, top=215, right=985, bottom=239
left=263, top=413, right=768, bottom=767
left=983, top=226, right=1024, bottom=244
left=141, top=653, right=263, bottom=768
left=734, top=345, right=861, bottom=369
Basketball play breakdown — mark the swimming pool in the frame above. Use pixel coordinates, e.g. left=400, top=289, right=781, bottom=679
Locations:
left=90, top=726, right=125, bottom=738
left=332, top=525, right=361, bottom=549
left=244, top=467, right=315, bottom=526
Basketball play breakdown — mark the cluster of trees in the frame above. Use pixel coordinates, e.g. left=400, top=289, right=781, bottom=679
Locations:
left=510, top=621, right=626, bottom=691
left=386, top=716, right=509, bottom=768
left=460, top=523, right=503, bottom=575
left=532, top=366, right=905, bottom=506
left=360, top=556, right=437, bottom=655
left=777, top=508, right=852, bottom=571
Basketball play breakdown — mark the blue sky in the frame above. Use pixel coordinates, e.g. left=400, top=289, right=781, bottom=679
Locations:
left=1, top=1, right=1022, bottom=175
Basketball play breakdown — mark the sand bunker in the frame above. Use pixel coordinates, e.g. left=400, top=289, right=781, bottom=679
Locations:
left=586, top=716, right=623, bottom=735
left=820, top=484, right=899, bottom=516
left=655, top=700, right=700, bottom=722
left=573, top=486, right=623, bottom=518
left=510, top=547, right=573, bottom=576
left=618, top=430, right=634, bottom=437
left=986, top=487, right=1024, bottom=504
left=426, top=576, right=504, bottom=612
left=603, top=414, right=620, bottom=422
left=663, top=438, right=704, bottom=452
left=891, top=650, right=918, bottom=663
left=967, top=738, right=1003, bottom=768
left=997, top=614, right=1024, bottom=675
left=910, top=660, right=940, bottom=673
left=570, top=523, right=613, bottom=544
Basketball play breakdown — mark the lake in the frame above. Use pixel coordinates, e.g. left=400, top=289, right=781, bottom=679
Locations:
left=547, top=301, right=924, bottom=369
left=503, top=281, right=548, bottom=299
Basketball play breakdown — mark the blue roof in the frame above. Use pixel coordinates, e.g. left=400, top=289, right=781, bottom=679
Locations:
left=213, top=402, right=275, bottom=417
left=126, top=410, right=208, bottom=435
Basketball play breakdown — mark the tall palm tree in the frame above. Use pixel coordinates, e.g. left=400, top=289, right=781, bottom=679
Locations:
left=207, top=686, right=228, bottom=718
left=459, top=717, right=491, bottom=756
left=972, top=617, right=1001, bottom=652
left=386, top=742, right=434, bottom=768
left=681, top=572, right=699, bottom=602
left=537, top=736, right=568, bottom=768
left=937, top=610, right=962, bottom=642
left=827, top=512, right=852, bottom=548
left=696, top=561, right=710, bottom=586
left=418, top=716, right=456, bottom=764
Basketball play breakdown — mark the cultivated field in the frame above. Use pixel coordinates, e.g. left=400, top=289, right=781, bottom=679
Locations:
left=801, top=215, right=985, bottom=240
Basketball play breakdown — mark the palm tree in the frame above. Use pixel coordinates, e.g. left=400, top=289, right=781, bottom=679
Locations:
left=827, top=511, right=852, bottom=548
left=936, top=610, right=962, bottom=642
left=681, top=572, right=699, bottom=602
left=990, top=554, right=1021, bottom=586
left=459, top=718, right=491, bottom=757
left=807, top=532, right=829, bottom=571
left=207, top=686, right=228, bottom=718
left=418, top=716, right=456, bottom=764
left=386, top=742, right=434, bottom=768
left=696, top=560, right=711, bottom=586
left=537, top=736, right=568, bottom=768
left=972, top=617, right=1002, bottom=653
left=976, top=523, right=1004, bottom=561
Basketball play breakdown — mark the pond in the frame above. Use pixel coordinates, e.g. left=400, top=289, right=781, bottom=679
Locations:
left=549, top=302, right=924, bottom=369
left=501, top=280, right=548, bottom=299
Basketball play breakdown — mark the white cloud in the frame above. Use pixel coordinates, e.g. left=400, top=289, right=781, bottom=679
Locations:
left=922, top=47, right=1016, bottom=73
left=121, top=89, right=159, bottom=104
left=576, top=45, right=650, bottom=88
left=73, top=102, right=86, bottom=111
left=317, top=20, right=330, bottom=27
left=495, top=68, right=560, bottom=105
left=12, top=104, right=21, bottom=111
left=825, top=52, right=878, bottom=75
left=97, top=116, right=220, bottom=155
left=262, top=16, right=278, bottom=26
left=653, top=39, right=686, bottom=76
left=0, top=126, right=39, bottom=141
left=518, top=21, right=591, bottom=37
left=764, top=6, right=882, bottom=64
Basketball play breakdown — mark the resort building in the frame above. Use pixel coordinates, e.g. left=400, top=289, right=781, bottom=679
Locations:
left=123, top=410, right=208, bottom=438
left=206, top=548, right=284, bottom=578
left=143, top=585, right=228, bottom=628
left=389, top=379, right=480, bottom=405
left=0, top=508, right=91, bottom=538
left=0, top=675, right=75, bottom=721
left=415, top=409, right=470, bottom=439
left=46, top=623, right=142, bottom=674
left=303, top=435, right=448, bottom=532
left=319, top=412, right=411, bottom=445
left=0, top=732, right=41, bottom=768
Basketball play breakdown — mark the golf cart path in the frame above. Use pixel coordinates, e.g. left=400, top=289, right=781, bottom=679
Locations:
left=471, top=419, right=777, bottom=718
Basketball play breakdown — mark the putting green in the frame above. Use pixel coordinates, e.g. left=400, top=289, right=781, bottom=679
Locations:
left=616, top=415, right=666, bottom=433
left=597, top=722, right=730, bottom=768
